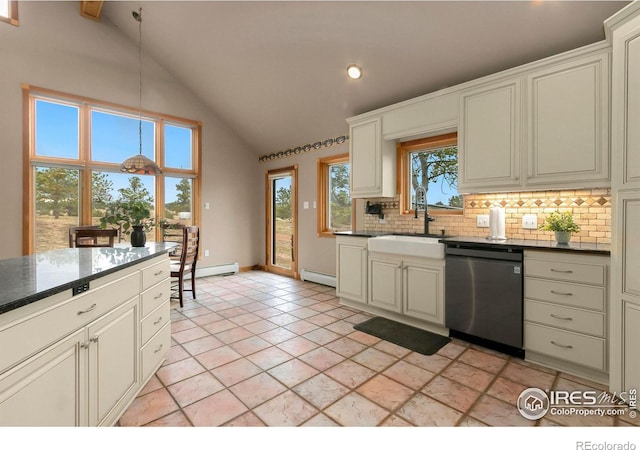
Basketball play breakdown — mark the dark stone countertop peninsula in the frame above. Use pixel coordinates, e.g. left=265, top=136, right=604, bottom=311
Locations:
left=0, top=243, right=177, bottom=315
left=334, top=231, right=610, bottom=255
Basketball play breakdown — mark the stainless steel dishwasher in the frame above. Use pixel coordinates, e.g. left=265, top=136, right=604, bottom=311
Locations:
left=445, top=244, right=524, bottom=356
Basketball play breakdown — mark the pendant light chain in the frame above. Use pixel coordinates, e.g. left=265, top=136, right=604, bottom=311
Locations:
left=137, top=7, right=143, bottom=156
left=119, top=7, right=162, bottom=175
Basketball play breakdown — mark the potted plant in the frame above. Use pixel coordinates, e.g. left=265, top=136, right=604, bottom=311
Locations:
left=100, top=198, right=154, bottom=247
left=539, top=211, right=581, bottom=244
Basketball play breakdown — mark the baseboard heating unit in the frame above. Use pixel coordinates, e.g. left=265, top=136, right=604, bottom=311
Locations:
left=300, top=269, right=336, bottom=287
left=193, top=263, right=239, bottom=279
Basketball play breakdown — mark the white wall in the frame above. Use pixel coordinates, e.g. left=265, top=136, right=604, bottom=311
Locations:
left=0, top=1, right=262, bottom=267
left=260, top=142, right=350, bottom=277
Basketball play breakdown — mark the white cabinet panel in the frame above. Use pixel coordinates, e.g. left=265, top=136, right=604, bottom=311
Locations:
left=368, top=254, right=403, bottom=313
left=625, top=33, right=640, bottom=186
left=349, top=117, right=396, bottom=198
left=0, top=329, right=85, bottom=426
left=88, top=297, right=139, bottom=426
left=459, top=78, right=521, bottom=192
left=623, top=301, right=640, bottom=392
left=403, top=261, right=444, bottom=325
left=336, top=237, right=368, bottom=305
left=526, top=53, right=609, bottom=187
left=620, top=195, right=640, bottom=298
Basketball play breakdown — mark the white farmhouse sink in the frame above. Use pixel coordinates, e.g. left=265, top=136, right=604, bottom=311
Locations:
left=367, top=235, right=445, bottom=259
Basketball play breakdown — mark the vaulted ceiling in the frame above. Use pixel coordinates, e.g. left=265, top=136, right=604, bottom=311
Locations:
left=100, top=1, right=629, bottom=155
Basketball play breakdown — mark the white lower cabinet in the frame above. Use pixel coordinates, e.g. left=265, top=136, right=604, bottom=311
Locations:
left=368, top=254, right=403, bottom=313
left=0, top=254, right=170, bottom=426
left=367, top=252, right=445, bottom=327
left=523, top=250, right=609, bottom=384
left=88, top=297, right=139, bottom=426
left=336, top=236, right=368, bottom=305
left=0, top=328, right=85, bottom=426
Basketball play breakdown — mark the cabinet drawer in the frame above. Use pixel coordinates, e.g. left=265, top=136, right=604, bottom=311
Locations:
left=524, top=278, right=605, bottom=311
left=0, top=272, right=139, bottom=373
left=525, top=258, right=605, bottom=285
left=141, top=321, right=171, bottom=381
left=141, top=258, right=170, bottom=291
left=141, top=278, right=171, bottom=317
left=525, top=323, right=605, bottom=371
left=141, top=301, right=170, bottom=346
left=524, top=299, right=605, bottom=337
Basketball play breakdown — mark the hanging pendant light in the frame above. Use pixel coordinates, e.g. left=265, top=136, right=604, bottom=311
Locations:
left=120, top=7, right=162, bottom=175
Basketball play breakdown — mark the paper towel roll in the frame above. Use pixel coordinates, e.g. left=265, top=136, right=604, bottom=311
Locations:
left=489, top=206, right=506, bottom=240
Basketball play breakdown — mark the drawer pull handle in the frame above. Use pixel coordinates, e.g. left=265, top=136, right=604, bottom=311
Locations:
left=550, top=268, right=573, bottom=274
left=89, top=336, right=99, bottom=344
left=80, top=342, right=90, bottom=349
left=154, top=344, right=163, bottom=354
left=550, top=340, right=574, bottom=349
left=77, top=303, right=97, bottom=315
left=154, top=270, right=163, bottom=276
left=153, top=316, right=163, bottom=325
left=550, top=314, right=573, bottom=321
left=550, top=290, right=573, bottom=296
left=154, top=292, right=164, bottom=300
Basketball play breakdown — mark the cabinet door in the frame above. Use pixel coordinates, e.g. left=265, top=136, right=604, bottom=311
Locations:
left=336, top=240, right=367, bottom=304
left=368, top=255, right=402, bottom=313
left=623, top=301, right=640, bottom=393
left=349, top=117, right=395, bottom=198
left=0, top=329, right=86, bottom=426
left=87, top=297, right=139, bottom=426
left=458, top=78, right=522, bottom=192
left=617, top=24, right=640, bottom=188
left=403, top=262, right=444, bottom=325
left=526, top=52, right=609, bottom=187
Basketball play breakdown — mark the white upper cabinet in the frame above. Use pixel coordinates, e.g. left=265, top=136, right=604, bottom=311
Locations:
left=348, top=117, right=396, bottom=198
left=525, top=51, right=610, bottom=188
left=458, top=78, right=522, bottom=192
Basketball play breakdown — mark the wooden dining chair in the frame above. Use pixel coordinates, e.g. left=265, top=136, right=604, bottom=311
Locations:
left=170, top=226, right=199, bottom=307
left=69, top=225, right=100, bottom=247
left=71, top=227, right=118, bottom=248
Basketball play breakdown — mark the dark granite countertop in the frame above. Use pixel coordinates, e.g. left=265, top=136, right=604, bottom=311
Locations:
left=439, top=236, right=610, bottom=255
left=0, top=243, right=177, bottom=315
left=334, top=231, right=610, bottom=255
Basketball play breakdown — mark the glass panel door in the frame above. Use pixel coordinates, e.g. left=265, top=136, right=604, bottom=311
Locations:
left=266, top=167, right=297, bottom=277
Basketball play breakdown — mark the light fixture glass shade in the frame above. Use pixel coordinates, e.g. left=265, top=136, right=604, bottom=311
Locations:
left=347, top=64, right=362, bottom=79
left=120, top=154, right=162, bottom=174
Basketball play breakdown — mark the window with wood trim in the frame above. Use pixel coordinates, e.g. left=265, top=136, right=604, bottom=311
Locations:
left=317, top=154, right=352, bottom=237
left=23, top=85, right=202, bottom=254
left=0, top=0, right=18, bottom=26
left=397, top=132, right=462, bottom=216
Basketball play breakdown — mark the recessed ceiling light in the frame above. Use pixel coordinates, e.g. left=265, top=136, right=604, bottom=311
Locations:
left=347, top=64, right=362, bottom=80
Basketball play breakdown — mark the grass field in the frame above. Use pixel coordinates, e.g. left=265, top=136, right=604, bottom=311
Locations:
left=274, top=218, right=293, bottom=269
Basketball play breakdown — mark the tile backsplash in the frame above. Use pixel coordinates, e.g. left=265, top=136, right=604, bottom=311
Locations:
left=362, top=189, right=611, bottom=244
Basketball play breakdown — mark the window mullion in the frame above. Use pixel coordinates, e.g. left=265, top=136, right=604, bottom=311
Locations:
left=80, top=103, right=92, bottom=225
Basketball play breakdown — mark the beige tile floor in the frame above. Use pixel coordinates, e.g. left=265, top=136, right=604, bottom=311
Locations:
left=118, top=270, right=638, bottom=427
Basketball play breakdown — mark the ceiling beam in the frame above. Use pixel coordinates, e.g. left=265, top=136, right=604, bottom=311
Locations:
left=80, top=1, right=104, bottom=21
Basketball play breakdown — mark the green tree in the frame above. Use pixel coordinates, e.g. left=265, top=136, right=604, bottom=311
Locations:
left=275, top=186, right=291, bottom=219
left=117, top=176, right=153, bottom=208
left=91, top=172, right=113, bottom=215
left=448, top=195, right=463, bottom=208
left=35, top=168, right=78, bottom=218
left=100, top=176, right=155, bottom=238
left=174, top=178, right=191, bottom=212
left=411, top=146, right=458, bottom=198
left=329, top=163, right=351, bottom=229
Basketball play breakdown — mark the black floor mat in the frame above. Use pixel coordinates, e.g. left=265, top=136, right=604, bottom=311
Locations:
left=353, top=317, right=450, bottom=355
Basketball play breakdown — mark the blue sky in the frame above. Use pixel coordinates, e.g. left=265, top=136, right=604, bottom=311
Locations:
left=35, top=99, right=192, bottom=203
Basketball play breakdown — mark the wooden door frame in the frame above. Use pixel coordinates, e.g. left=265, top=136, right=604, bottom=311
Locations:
left=265, top=166, right=298, bottom=278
